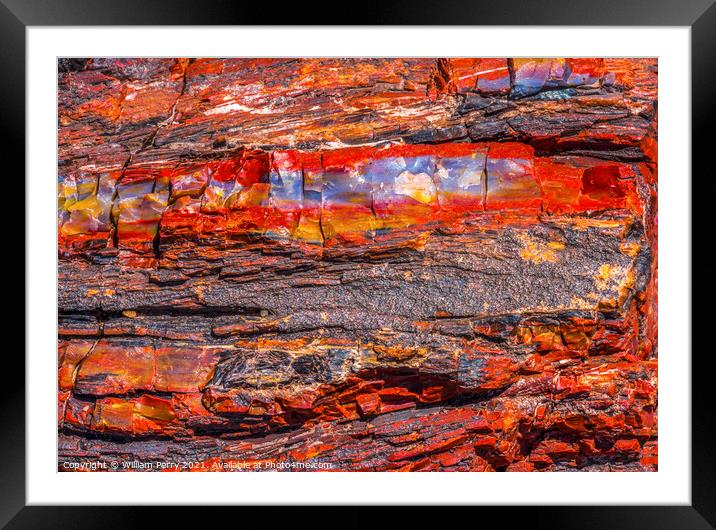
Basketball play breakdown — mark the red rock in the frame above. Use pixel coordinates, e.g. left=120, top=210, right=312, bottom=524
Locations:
left=58, top=340, right=94, bottom=391
left=74, top=342, right=154, bottom=396
left=57, top=57, right=658, bottom=473
left=355, top=393, right=381, bottom=416
left=154, top=346, right=224, bottom=393
left=613, top=438, right=642, bottom=454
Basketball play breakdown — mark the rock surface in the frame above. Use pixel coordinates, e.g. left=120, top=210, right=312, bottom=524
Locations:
left=58, top=58, right=658, bottom=472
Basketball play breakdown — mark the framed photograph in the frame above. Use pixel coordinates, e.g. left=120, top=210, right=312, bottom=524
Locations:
left=8, top=0, right=712, bottom=526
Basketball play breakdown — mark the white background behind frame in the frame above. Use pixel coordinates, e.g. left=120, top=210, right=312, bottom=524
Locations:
left=27, top=27, right=690, bottom=505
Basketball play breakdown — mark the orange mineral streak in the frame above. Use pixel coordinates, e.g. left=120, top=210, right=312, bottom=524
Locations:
left=58, top=142, right=643, bottom=263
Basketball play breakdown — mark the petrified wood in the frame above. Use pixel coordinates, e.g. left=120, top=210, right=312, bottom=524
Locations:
left=58, top=58, right=658, bottom=472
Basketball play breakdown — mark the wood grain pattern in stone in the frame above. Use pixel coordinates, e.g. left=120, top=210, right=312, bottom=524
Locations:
left=57, top=57, right=658, bottom=472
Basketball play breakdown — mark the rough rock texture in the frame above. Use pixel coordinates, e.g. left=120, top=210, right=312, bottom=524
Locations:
left=57, top=58, right=658, bottom=472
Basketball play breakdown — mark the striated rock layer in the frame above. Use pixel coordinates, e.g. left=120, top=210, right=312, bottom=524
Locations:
left=58, top=58, right=658, bottom=472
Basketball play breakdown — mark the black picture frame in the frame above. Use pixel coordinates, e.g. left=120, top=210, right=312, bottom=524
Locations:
left=4, top=0, right=713, bottom=527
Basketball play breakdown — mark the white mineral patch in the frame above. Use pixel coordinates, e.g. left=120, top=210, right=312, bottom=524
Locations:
left=394, top=171, right=437, bottom=204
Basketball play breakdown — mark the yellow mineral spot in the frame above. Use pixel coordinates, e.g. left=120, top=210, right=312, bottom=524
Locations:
left=517, top=233, right=564, bottom=264
left=571, top=218, right=625, bottom=230
left=595, top=264, right=627, bottom=291
left=86, top=289, right=99, bottom=296
left=620, top=242, right=641, bottom=257
left=195, top=286, right=205, bottom=304
left=122, top=310, right=138, bottom=318
left=617, top=267, right=637, bottom=305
